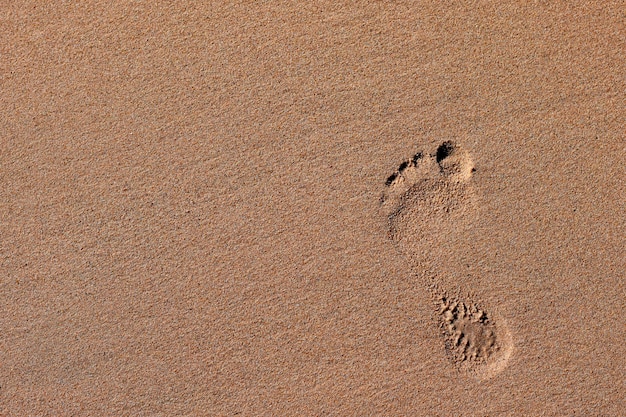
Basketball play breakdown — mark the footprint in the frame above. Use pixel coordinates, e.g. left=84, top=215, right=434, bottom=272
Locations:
left=380, top=141, right=512, bottom=380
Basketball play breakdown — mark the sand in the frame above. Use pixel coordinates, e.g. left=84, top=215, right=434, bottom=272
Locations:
left=1, top=1, right=624, bottom=415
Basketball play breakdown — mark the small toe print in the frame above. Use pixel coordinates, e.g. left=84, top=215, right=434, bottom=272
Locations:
left=385, top=172, right=398, bottom=186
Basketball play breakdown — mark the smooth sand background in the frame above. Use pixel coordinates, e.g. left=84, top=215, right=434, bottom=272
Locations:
left=1, top=1, right=624, bottom=415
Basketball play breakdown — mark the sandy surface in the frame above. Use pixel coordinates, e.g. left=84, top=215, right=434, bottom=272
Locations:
left=1, top=1, right=624, bottom=415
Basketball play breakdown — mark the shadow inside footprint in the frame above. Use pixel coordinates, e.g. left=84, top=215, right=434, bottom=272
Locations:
left=436, top=141, right=456, bottom=163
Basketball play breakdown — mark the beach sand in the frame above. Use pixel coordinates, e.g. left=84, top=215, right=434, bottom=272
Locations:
left=1, top=1, right=624, bottom=415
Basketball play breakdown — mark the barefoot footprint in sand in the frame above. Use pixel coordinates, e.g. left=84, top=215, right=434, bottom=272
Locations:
left=381, top=141, right=513, bottom=380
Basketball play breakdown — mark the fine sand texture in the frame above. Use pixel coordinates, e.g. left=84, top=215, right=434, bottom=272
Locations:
left=1, top=2, right=625, bottom=416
